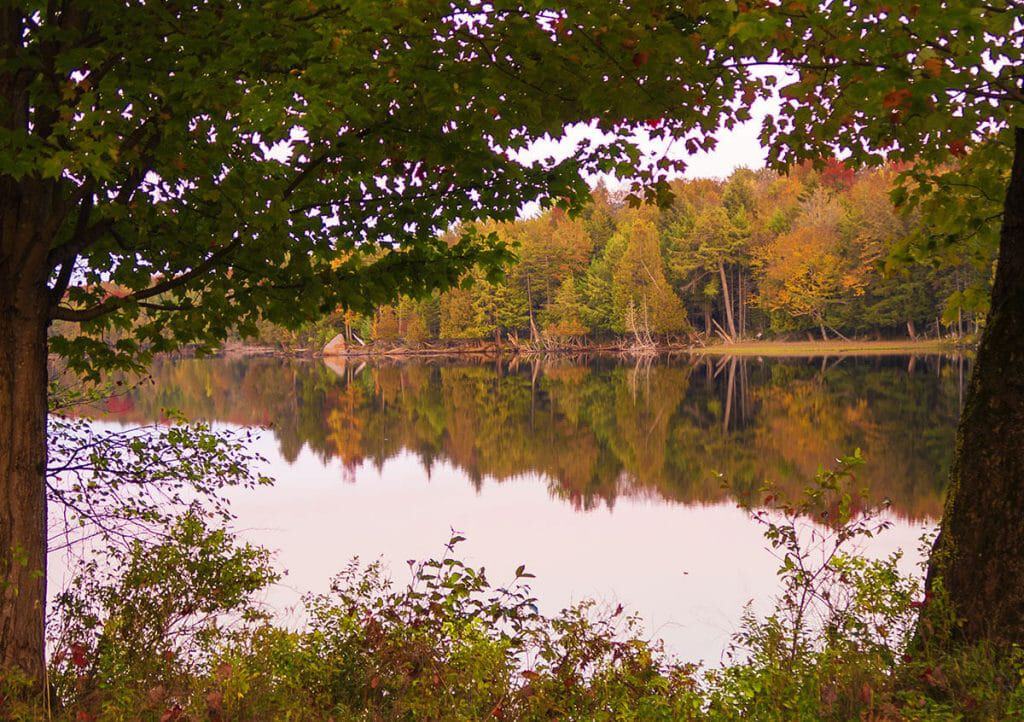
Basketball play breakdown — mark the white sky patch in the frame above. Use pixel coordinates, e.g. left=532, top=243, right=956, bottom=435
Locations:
left=511, top=100, right=773, bottom=219
left=511, top=69, right=785, bottom=219
left=519, top=112, right=769, bottom=188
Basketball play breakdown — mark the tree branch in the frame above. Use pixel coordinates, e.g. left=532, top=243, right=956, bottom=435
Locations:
left=50, top=236, right=244, bottom=322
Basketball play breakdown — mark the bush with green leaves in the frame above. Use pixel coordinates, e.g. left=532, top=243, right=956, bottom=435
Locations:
left=708, top=452, right=921, bottom=719
left=48, top=515, right=277, bottom=720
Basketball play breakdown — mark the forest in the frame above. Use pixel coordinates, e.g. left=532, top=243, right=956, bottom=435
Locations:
left=263, top=162, right=990, bottom=351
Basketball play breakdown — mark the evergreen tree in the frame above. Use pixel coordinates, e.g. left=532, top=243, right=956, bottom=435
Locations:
left=544, top=276, right=589, bottom=337
left=611, top=218, right=690, bottom=335
left=473, top=279, right=529, bottom=341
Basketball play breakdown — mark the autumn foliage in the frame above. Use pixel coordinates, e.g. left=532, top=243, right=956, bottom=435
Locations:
left=269, top=164, right=984, bottom=349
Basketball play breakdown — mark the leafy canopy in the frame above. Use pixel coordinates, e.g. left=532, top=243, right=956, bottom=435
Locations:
left=6, top=1, right=744, bottom=373
left=15, top=1, right=1017, bottom=375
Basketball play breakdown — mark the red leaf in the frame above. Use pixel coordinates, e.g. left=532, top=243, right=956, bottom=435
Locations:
left=882, top=88, right=912, bottom=110
left=160, top=705, right=183, bottom=722
left=922, top=57, right=943, bottom=78
left=70, top=643, right=88, bottom=669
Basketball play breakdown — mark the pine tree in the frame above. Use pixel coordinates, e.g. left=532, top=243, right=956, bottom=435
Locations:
left=611, top=218, right=691, bottom=335
left=544, top=276, right=589, bottom=337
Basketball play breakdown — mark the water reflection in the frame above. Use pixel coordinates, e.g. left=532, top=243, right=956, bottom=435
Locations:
left=93, top=353, right=964, bottom=520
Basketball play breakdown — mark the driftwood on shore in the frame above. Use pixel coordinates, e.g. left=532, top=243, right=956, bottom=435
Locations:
left=317, top=334, right=700, bottom=359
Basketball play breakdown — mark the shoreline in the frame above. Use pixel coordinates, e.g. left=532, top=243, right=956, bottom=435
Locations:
left=216, top=337, right=969, bottom=360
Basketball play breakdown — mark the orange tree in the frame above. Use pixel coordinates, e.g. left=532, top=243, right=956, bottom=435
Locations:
left=0, top=1, right=741, bottom=687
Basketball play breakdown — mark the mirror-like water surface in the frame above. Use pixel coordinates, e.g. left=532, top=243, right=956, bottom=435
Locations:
left=78, top=353, right=964, bottom=661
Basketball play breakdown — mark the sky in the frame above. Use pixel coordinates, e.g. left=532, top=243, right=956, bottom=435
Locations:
left=526, top=115, right=768, bottom=178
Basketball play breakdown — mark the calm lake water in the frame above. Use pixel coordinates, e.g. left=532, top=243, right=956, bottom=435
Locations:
left=74, top=353, right=965, bottom=662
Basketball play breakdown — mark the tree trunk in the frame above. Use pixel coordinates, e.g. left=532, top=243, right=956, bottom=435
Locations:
left=0, top=244, right=50, bottom=687
left=718, top=261, right=737, bottom=340
left=956, top=269, right=965, bottom=340
left=925, top=127, right=1024, bottom=647
left=739, top=270, right=747, bottom=340
left=723, top=356, right=736, bottom=432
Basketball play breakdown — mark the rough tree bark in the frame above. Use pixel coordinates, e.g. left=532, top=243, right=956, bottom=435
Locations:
left=0, top=182, right=52, bottom=685
left=926, top=127, right=1024, bottom=645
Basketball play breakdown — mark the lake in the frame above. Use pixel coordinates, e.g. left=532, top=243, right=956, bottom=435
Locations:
left=73, top=352, right=965, bottom=663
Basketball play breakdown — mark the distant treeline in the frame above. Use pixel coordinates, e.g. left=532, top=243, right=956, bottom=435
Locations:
left=250, top=163, right=989, bottom=350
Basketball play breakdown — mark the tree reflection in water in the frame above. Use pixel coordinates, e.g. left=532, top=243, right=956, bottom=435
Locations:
left=85, top=353, right=965, bottom=521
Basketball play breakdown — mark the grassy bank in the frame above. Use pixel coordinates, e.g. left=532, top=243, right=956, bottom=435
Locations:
left=688, top=339, right=965, bottom=357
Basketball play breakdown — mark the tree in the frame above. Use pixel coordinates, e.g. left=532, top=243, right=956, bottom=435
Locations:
left=581, top=181, right=621, bottom=253
left=472, top=277, right=529, bottom=342
left=543, top=275, right=589, bottom=338
left=755, top=225, right=859, bottom=338
left=439, top=287, right=479, bottom=340
left=700, top=0, right=1023, bottom=647
left=670, top=205, right=745, bottom=339
left=611, top=217, right=690, bottom=335
left=517, top=210, right=594, bottom=310
left=579, top=232, right=625, bottom=334
left=0, top=1, right=744, bottom=684
left=840, top=169, right=937, bottom=335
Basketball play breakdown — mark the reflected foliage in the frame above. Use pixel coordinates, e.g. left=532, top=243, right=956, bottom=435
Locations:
left=89, top=355, right=965, bottom=520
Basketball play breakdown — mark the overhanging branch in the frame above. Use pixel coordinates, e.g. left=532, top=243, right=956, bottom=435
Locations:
left=50, top=236, right=243, bottom=323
